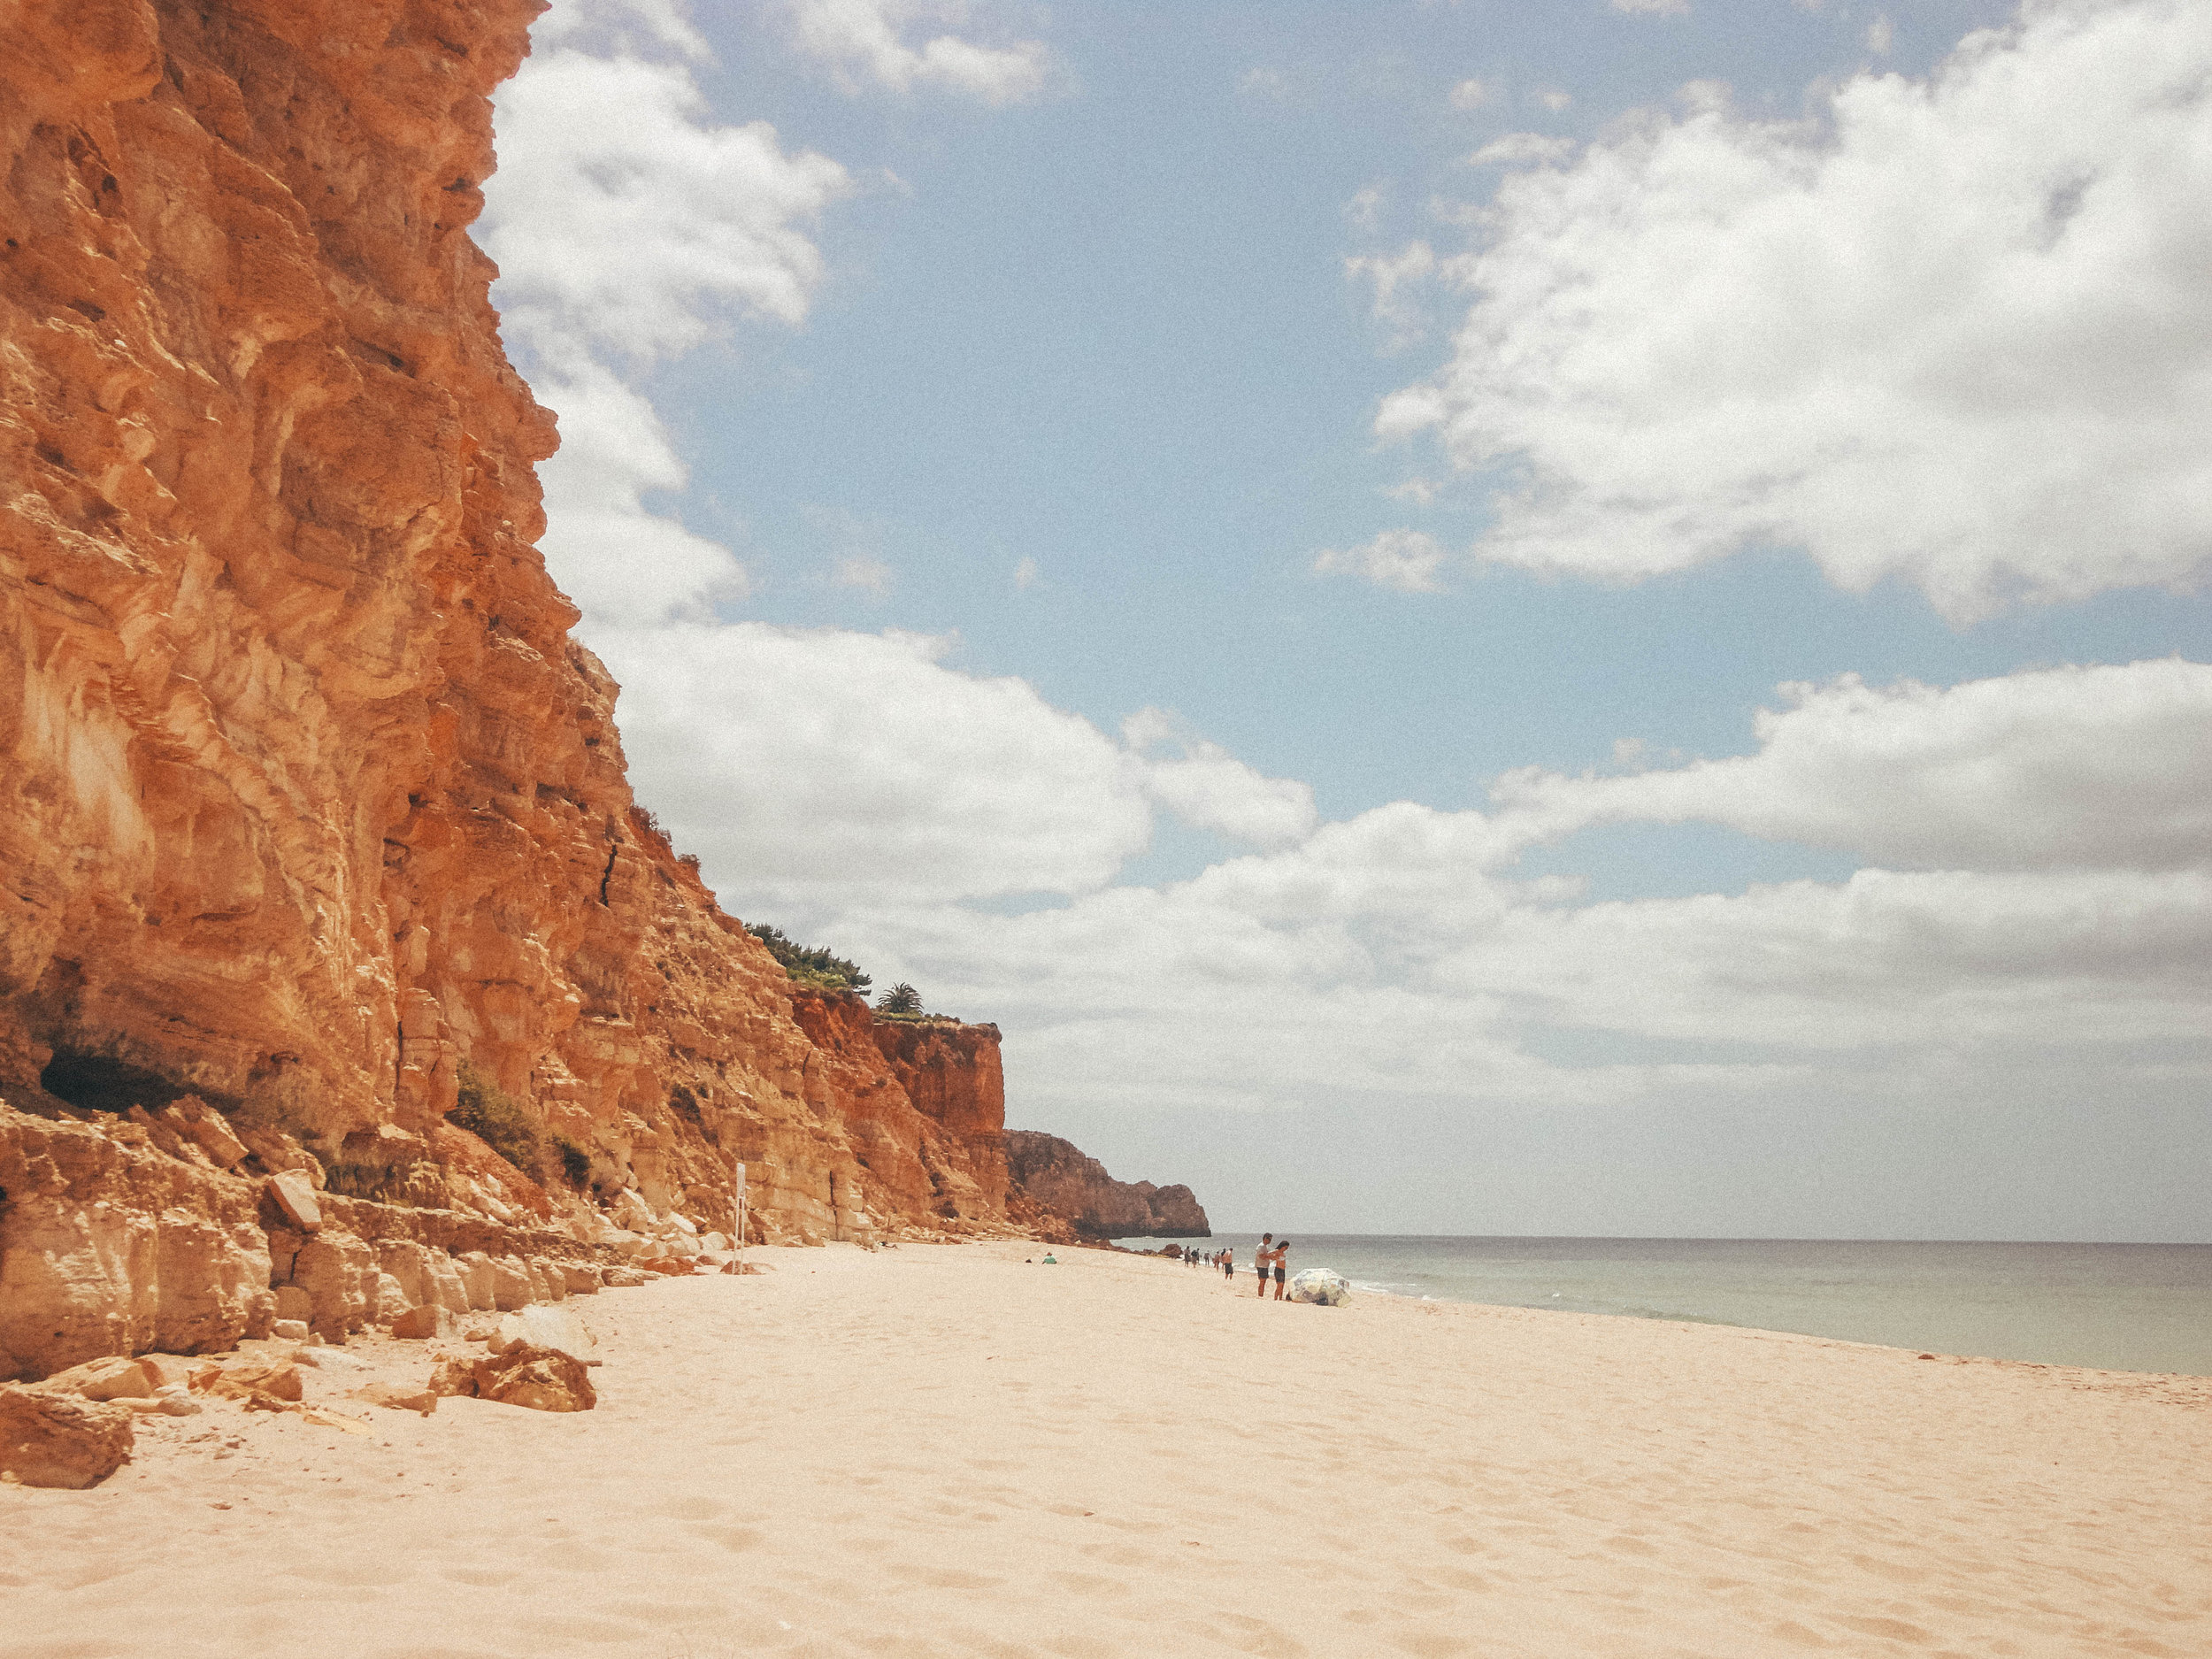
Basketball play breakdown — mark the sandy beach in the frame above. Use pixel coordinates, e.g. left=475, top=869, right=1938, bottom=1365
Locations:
left=5, top=1240, right=2210, bottom=1658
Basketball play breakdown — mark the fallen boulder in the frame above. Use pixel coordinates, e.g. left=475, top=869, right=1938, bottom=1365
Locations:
left=488, top=1306, right=596, bottom=1363
left=480, top=1345, right=597, bottom=1412
left=140, top=1355, right=200, bottom=1389
left=267, top=1171, right=321, bottom=1233
left=195, top=1361, right=304, bottom=1408
left=36, top=1356, right=159, bottom=1402
left=429, top=1343, right=596, bottom=1412
left=0, top=1385, right=134, bottom=1488
left=148, top=1385, right=201, bottom=1417
left=388, top=1304, right=447, bottom=1340
left=353, top=1381, right=439, bottom=1416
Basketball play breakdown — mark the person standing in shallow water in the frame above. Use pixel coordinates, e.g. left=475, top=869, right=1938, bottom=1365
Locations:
left=1256, top=1233, right=1273, bottom=1296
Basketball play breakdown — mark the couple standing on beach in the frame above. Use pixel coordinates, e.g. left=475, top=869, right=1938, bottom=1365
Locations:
left=1255, top=1233, right=1288, bottom=1299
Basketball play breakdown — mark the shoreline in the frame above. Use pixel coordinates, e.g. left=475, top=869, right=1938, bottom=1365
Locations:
left=1125, top=1233, right=2212, bottom=1379
left=7, top=1239, right=2209, bottom=1656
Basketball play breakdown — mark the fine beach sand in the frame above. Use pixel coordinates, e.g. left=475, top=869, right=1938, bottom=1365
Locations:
left=5, top=1240, right=2210, bottom=1658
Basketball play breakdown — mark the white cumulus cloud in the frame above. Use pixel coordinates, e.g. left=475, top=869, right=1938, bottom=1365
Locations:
left=1124, top=710, right=1317, bottom=850
left=605, top=626, right=1153, bottom=910
left=1313, top=529, right=1448, bottom=593
left=486, top=39, right=849, bottom=358
left=484, top=2, right=852, bottom=626
left=789, top=0, right=1052, bottom=104
left=1378, top=0, right=2212, bottom=619
left=1489, top=659, right=2212, bottom=872
left=1346, top=241, right=1441, bottom=350
left=1467, top=132, right=1577, bottom=167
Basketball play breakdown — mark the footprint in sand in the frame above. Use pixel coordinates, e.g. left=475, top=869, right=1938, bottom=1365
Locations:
left=661, top=1495, right=727, bottom=1522
left=1836, top=1614, right=1936, bottom=1644
left=442, top=1566, right=519, bottom=1587
left=687, top=1524, right=767, bottom=1554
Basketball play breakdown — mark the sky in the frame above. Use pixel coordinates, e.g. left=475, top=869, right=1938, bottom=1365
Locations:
left=480, top=0, right=2212, bottom=1240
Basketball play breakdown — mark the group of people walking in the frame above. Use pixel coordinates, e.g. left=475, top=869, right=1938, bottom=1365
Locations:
left=1174, top=1234, right=1292, bottom=1299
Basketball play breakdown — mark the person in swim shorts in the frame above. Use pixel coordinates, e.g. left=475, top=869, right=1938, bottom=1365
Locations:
left=1273, top=1239, right=1289, bottom=1299
left=1221, top=1248, right=1234, bottom=1280
left=1255, top=1233, right=1273, bottom=1296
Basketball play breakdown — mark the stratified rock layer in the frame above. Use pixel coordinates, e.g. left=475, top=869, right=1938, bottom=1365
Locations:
left=1005, top=1131, right=1210, bottom=1240
left=0, top=0, right=1210, bottom=1382
left=0, top=0, right=1005, bottom=1242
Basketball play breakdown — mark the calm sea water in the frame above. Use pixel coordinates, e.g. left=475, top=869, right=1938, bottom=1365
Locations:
left=1118, top=1234, right=2212, bottom=1378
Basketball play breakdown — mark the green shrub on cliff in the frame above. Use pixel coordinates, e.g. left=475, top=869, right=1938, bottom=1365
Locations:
left=449, top=1060, right=542, bottom=1175
left=747, top=923, right=872, bottom=993
left=552, top=1133, right=594, bottom=1188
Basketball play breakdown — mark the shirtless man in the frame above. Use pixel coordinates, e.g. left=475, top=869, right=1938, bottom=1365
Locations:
left=1221, top=1248, right=1234, bottom=1281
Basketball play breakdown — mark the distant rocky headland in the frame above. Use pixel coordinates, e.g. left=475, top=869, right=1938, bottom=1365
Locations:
left=0, top=0, right=1202, bottom=1386
left=1005, top=1132, right=1210, bottom=1240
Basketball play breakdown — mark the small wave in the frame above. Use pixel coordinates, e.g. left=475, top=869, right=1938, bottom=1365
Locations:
left=1525, top=1299, right=1749, bottom=1330
left=1624, top=1307, right=1747, bottom=1329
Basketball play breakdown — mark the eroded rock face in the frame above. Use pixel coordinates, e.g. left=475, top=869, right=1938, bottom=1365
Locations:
left=0, top=0, right=1012, bottom=1251
left=1004, top=1131, right=1212, bottom=1240
left=0, top=0, right=1210, bottom=1383
left=0, top=1095, right=626, bottom=1381
left=0, top=1107, right=274, bottom=1378
left=786, top=994, right=1012, bottom=1231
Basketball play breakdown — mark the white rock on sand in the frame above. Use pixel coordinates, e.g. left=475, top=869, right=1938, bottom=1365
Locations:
left=486, top=1306, right=596, bottom=1363
left=3, top=1240, right=2208, bottom=1655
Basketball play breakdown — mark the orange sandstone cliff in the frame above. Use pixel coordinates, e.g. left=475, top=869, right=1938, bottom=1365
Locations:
left=0, top=0, right=1136, bottom=1383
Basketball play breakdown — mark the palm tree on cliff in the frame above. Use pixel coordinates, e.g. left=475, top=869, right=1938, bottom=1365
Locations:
left=878, top=983, right=922, bottom=1015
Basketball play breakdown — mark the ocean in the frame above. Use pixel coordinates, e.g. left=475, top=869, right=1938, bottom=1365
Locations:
left=1118, top=1233, right=2212, bottom=1378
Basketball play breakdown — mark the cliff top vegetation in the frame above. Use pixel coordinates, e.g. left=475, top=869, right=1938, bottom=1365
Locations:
left=747, top=924, right=872, bottom=993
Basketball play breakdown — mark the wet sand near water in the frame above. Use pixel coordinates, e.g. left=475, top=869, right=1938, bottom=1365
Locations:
left=4, top=1239, right=2209, bottom=1657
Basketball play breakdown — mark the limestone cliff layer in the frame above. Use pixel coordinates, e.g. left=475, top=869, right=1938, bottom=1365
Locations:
left=0, top=0, right=1011, bottom=1249
left=0, top=0, right=1210, bottom=1384
left=1005, top=1131, right=1211, bottom=1240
